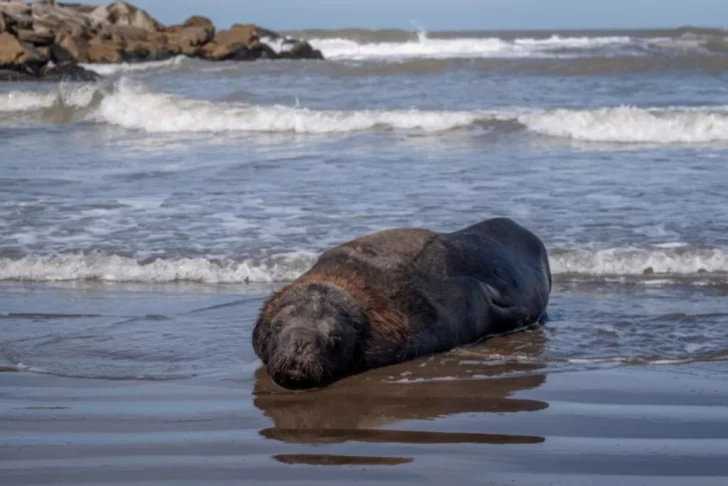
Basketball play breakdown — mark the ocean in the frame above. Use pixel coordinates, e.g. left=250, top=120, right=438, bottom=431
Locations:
left=2, top=28, right=728, bottom=485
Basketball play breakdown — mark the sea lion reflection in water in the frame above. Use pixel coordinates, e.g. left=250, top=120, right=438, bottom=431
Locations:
left=253, top=329, right=550, bottom=453
left=252, top=217, right=551, bottom=390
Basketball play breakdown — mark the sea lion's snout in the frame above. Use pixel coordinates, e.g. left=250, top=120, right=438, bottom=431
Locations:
left=268, top=326, right=331, bottom=390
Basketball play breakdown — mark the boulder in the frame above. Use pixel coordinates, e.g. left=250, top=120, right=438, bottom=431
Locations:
left=123, top=38, right=163, bottom=61
left=3, top=12, right=32, bottom=31
left=213, top=25, right=258, bottom=49
left=203, top=24, right=280, bottom=61
left=0, top=68, right=37, bottom=82
left=231, top=23, right=280, bottom=41
left=89, top=1, right=162, bottom=32
left=40, top=62, right=101, bottom=82
left=48, top=42, right=76, bottom=64
left=0, top=2, right=32, bottom=17
left=99, top=24, right=149, bottom=44
left=183, top=15, right=214, bottom=37
left=249, top=41, right=279, bottom=60
left=87, top=38, right=122, bottom=63
left=53, top=22, right=90, bottom=44
left=164, top=25, right=212, bottom=56
left=0, top=32, right=47, bottom=73
left=30, top=4, right=95, bottom=41
left=280, top=41, right=324, bottom=60
left=200, top=41, right=255, bottom=61
left=59, top=33, right=89, bottom=62
left=16, top=28, right=55, bottom=46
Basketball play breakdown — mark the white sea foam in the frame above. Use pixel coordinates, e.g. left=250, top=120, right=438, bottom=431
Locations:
left=5, top=79, right=728, bottom=144
left=519, top=105, right=728, bottom=143
left=0, top=248, right=726, bottom=284
left=550, top=247, right=728, bottom=276
left=0, top=253, right=318, bottom=284
left=0, top=84, right=99, bottom=112
left=86, top=80, right=728, bottom=142
left=79, top=55, right=188, bottom=76
left=87, top=78, right=483, bottom=133
left=310, top=34, right=633, bottom=61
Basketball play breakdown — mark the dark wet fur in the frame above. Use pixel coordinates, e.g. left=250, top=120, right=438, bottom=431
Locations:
left=252, top=217, right=552, bottom=390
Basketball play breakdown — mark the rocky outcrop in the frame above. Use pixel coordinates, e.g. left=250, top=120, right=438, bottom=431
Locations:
left=41, top=61, right=101, bottom=81
left=0, top=1, right=326, bottom=82
left=0, top=31, right=46, bottom=72
left=280, top=40, right=324, bottom=61
left=88, top=0, right=162, bottom=32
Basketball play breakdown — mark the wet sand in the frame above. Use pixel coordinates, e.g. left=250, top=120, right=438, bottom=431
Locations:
left=3, top=363, right=728, bottom=485
left=2, top=282, right=728, bottom=485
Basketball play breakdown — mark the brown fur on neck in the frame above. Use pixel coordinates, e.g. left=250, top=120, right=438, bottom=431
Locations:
left=257, top=267, right=413, bottom=345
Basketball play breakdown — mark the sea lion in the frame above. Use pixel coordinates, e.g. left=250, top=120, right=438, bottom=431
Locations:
left=252, top=217, right=551, bottom=390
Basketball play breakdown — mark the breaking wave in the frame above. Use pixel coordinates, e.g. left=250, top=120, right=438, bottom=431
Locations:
left=309, top=34, right=634, bottom=61
left=4, top=79, right=728, bottom=143
left=299, top=27, right=728, bottom=61
left=79, top=55, right=188, bottom=76
left=0, top=252, right=318, bottom=284
left=0, top=84, right=99, bottom=112
left=518, top=105, right=728, bottom=143
left=0, top=247, right=726, bottom=285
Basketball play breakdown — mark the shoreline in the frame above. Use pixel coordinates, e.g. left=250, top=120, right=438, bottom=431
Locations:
left=3, top=362, right=728, bottom=485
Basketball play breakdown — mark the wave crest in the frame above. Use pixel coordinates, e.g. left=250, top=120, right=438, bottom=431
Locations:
left=309, top=34, right=633, bottom=61
left=4, top=80, right=728, bottom=143
left=519, top=106, right=728, bottom=143
left=0, top=247, right=726, bottom=285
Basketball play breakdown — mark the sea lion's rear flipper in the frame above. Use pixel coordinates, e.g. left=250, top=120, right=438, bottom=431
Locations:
left=479, top=282, right=534, bottom=329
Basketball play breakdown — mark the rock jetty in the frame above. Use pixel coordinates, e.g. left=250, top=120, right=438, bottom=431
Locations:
left=0, top=0, right=325, bottom=82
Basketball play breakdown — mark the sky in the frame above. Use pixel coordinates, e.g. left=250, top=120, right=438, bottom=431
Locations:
left=132, top=0, right=728, bottom=31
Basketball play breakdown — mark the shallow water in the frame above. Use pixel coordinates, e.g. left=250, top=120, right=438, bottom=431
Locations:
left=1, top=27, right=728, bottom=484
left=2, top=283, right=728, bottom=484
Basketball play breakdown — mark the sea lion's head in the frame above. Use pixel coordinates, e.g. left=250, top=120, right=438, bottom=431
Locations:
left=253, top=282, right=363, bottom=390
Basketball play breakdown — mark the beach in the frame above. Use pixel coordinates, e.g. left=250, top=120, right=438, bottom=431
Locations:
left=2, top=22, right=728, bottom=485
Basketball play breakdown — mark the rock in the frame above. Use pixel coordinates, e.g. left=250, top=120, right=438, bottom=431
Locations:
left=0, top=32, right=47, bottom=73
left=87, top=38, right=122, bottom=63
left=249, top=41, right=279, bottom=60
left=200, top=41, right=255, bottom=61
left=48, top=42, right=75, bottom=64
left=0, top=67, right=37, bottom=81
left=40, top=62, right=101, bottom=82
left=203, top=24, right=279, bottom=61
left=1, top=2, right=325, bottom=68
left=213, top=25, right=258, bottom=49
left=164, top=25, right=212, bottom=56
left=59, top=33, right=89, bottom=62
left=123, top=38, right=162, bottom=61
left=30, top=4, right=95, bottom=41
left=231, top=23, right=279, bottom=41
left=183, top=15, right=214, bottom=36
left=100, top=24, right=150, bottom=43
left=54, top=22, right=90, bottom=44
left=90, top=1, right=162, bottom=33
left=3, top=12, right=32, bottom=31
left=16, top=28, right=56, bottom=46
left=0, top=2, right=32, bottom=17
left=280, top=41, right=324, bottom=60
